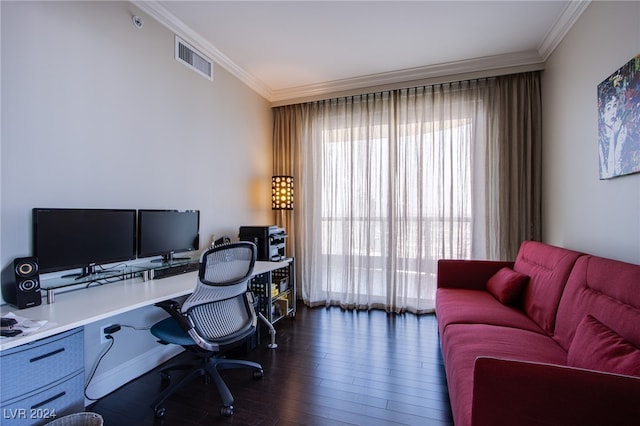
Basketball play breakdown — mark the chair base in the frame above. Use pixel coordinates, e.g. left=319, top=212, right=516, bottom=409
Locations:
left=150, top=355, right=263, bottom=418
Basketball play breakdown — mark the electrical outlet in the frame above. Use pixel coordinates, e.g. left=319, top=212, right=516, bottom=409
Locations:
left=100, top=324, right=113, bottom=344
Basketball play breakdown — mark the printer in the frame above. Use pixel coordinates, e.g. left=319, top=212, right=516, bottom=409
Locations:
left=239, top=226, right=288, bottom=261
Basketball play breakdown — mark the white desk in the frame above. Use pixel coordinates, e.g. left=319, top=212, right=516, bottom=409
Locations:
left=0, top=260, right=292, bottom=352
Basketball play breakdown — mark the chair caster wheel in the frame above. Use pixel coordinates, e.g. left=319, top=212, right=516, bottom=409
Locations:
left=154, top=407, right=166, bottom=418
left=253, top=369, right=264, bottom=379
left=221, top=405, right=234, bottom=417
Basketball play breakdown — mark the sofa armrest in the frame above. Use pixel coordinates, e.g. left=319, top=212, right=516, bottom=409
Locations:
left=472, top=357, right=640, bottom=426
left=437, top=259, right=514, bottom=290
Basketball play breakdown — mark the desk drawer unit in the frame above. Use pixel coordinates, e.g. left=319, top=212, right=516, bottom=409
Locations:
left=1, top=371, right=84, bottom=426
left=1, top=328, right=84, bottom=424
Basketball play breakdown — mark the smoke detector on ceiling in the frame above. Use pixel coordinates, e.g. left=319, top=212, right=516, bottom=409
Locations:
left=132, top=15, right=143, bottom=29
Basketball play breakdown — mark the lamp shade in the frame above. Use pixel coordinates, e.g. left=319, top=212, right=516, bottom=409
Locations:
left=272, top=176, right=293, bottom=210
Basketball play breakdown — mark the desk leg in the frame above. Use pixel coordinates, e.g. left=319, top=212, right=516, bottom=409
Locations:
left=258, top=312, right=277, bottom=349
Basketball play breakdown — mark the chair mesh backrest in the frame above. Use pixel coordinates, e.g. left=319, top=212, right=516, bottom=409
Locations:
left=181, top=242, right=257, bottom=343
left=201, top=244, right=256, bottom=285
left=190, top=296, right=251, bottom=339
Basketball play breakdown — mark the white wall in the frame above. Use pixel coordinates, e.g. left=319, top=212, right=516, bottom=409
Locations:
left=542, top=1, right=640, bottom=264
left=1, top=1, right=272, bottom=399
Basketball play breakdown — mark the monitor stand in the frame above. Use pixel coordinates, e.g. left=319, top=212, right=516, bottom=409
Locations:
left=151, top=252, right=189, bottom=265
left=61, top=263, right=97, bottom=280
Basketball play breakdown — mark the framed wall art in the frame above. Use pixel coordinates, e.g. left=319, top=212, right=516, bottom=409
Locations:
left=597, top=54, right=640, bottom=179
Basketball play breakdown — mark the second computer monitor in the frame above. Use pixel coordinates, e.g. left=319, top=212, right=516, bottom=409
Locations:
left=137, top=209, right=200, bottom=263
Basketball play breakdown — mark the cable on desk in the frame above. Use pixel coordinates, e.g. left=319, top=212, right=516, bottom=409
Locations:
left=82, top=263, right=132, bottom=288
left=96, top=263, right=128, bottom=273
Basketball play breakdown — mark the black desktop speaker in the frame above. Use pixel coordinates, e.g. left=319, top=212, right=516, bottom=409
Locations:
left=1, top=257, right=42, bottom=309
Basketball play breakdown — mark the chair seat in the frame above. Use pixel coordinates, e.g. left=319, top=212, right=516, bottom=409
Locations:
left=151, top=317, right=196, bottom=347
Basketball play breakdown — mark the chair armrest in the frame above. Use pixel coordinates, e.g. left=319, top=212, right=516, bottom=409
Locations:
left=154, top=300, right=192, bottom=332
left=472, top=357, right=640, bottom=426
left=155, top=299, right=180, bottom=313
left=437, top=259, right=514, bottom=290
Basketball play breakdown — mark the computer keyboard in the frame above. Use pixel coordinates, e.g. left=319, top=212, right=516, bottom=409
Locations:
left=153, top=262, right=199, bottom=280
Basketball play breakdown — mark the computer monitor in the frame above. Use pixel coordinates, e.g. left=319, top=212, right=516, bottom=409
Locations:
left=32, top=208, right=137, bottom=277
left=137, top=210, right=200, bottom=263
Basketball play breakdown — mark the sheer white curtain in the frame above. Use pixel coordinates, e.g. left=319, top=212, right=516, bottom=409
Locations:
left=296, top=82, right=487, bottom=313
left=274, top=73, right=541, bottom=313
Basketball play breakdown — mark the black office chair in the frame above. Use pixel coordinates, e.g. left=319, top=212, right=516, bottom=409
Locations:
left=149, top=242, right=263, bottom=418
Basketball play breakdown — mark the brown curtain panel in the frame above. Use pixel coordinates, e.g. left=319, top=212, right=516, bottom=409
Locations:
left=272, top=104, right=308, bottom=273
left=485, top=72, right=542, bottom=260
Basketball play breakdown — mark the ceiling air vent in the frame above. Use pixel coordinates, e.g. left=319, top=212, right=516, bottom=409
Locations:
left=175, top=36, right=213, bottom=81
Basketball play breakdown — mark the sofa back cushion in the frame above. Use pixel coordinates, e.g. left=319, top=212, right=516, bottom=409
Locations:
left=554, top=255, right=640, bottom=352
left=567, top=315, right=640, bottom=377
left=513, top=241, right=583, bottom=334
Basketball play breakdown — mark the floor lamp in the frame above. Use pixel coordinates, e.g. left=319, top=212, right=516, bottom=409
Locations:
left=261, top=176, right=294, bottom=349
left=271, top=175, right=293, bottom=227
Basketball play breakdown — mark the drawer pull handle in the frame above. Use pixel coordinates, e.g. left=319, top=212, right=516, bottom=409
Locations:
left=30, top=348, right=65, bottom=363
left=31, top=391, right=66, bottom=409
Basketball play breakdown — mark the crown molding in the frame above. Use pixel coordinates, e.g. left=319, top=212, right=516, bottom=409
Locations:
left=269, top=50, right=545, bottom=106
left=538, top=0, right=591, bottom=60
left=132, top=0, right=588, bottom=105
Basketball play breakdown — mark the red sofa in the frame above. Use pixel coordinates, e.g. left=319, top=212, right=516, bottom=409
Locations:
left=436, top=241, right=640, bottom=426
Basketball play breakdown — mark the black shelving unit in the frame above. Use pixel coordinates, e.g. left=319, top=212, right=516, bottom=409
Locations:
left=249, top=259, right=295, bottom=325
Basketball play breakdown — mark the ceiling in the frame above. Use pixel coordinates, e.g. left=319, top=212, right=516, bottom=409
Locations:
left=134, top=1, right=590, bottom=105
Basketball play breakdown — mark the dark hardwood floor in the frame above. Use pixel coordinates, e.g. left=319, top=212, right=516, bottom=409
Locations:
left=89, top=304, right=453, bottom=426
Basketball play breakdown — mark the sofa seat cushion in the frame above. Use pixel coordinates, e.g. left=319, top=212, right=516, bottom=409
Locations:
left=441, top=323, right=567, bottom=426
left=568, top=315, right=640, bottom=377
left=436, top=288, right=544, bottom=337
left=513, top=241, right=583, bottom=335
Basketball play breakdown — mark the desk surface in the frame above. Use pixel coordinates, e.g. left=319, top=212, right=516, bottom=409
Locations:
left=0, top=259, right=291, bottom=351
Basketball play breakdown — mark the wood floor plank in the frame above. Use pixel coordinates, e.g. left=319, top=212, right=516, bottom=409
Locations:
left=88, top=304, right=453, bottom=425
